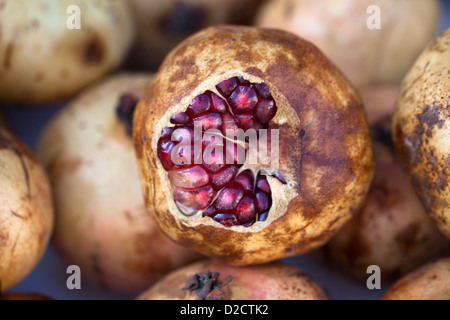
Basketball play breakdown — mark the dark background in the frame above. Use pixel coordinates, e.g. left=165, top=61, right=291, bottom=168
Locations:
left=2, top=0, right=449, bottom=300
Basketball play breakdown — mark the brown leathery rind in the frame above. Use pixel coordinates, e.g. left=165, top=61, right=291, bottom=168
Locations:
left=137, top=260, right=329, bottom=300
left=393, top=29, right=450, bottom=239
left=0, top=128, right=54, bottom=292
left=134, top=26, right=374, bottom=265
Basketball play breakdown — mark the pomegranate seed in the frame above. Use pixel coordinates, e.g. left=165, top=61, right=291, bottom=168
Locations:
left=202, top=205, right=216, bottom=218
left=273, top=172, right=287, bottom=184
left=255, top=100, right=276, bottom=124
left=255, top=192, right=270, bottom=213
left=193, top=113, right=223, bottom=131
left=170, top=112, right=190, bottom=124
left=213, top=213, right=238, bottom=227
left=228, top=85, right=258, bottom=114
left=203, top=149, right=226, bottom=173
left=168, top=166, right=209, bottom=188
left=215, top=188, right=244, bottom=211
left=256, top=175, right=271, bottom=193
left=216, top=78, right=237, bottom=97
left=236, top=76, right=250, bottom=84
left=222, top=113, right=239, bottom=134
left=258, top=211, right=269, bottom=222
left=174, top=185, right=216, bottom=211
left=211, top=166, right=239, bottom=189
left=158, top=138, right=176, bottom=170
left=210, top=92, right=228, bottom=114
left=161, top=127, right=174, bottom=139
left=235, top=114, right=254, bottom=130
left=171, top=127, right=193, bottom=143
left=236, top=196, right=256, bottom=224
left=235, top=170, right=254, bottom=192
left=243, top=220, right=255, bottom=227
left=186, top=93, right=211, bottom=116
left=254, top=83, right=271, bottom=99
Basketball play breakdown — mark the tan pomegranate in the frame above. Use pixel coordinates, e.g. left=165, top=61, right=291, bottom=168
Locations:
left=38, top=74, right=201, bottom=293
left=133, top=26, right=374, bottom=265
left=393, top=28, right=450, bottom=239
left=256, top=0, right=440, bottom=86
left=0, top=128, right=54, bottom=292
left=129, top=0, right=263, bottom=70
left=0, top=0, right=135, bottom=104
left=382, top=258, right=450, bottom=300
left=323, top=119, right=450, bottom=281
left=138, top=260, right=329, bottom=300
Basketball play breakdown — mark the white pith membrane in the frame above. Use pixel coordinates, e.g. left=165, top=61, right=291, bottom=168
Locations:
left=153, top=72, right=300, bottom=231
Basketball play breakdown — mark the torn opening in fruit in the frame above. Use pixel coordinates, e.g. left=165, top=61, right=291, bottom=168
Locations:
left=157, top=76, right=287, bottom=227
left=182, top=270, right=232, bottom=300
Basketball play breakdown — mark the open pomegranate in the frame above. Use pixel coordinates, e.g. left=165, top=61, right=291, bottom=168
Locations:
left=134, top=26, right=374, bottom=265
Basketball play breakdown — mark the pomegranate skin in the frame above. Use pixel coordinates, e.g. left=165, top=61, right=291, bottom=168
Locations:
left=38, top=74, right=201, bottom=293
left=382, top=258, right=450, bottom=300
left=137, top=260, right=329, bottom=300
left=322, top=120, right=450, bottom=281
left=134, top=26, right=374, bottom=265
left=0, top=128, right=54, bottom=292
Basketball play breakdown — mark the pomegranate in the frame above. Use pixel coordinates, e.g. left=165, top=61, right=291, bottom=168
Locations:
left=38, top=74, right=201, bottom=293
left=0, top=293, right=53, bottom=300
left=129, top=0, right=264, bottom=70
left=256, top=0, right=440, bottom=86
left=322, top=118, right=450, bottom=281
left=0, top=127, right=54, bottom=293
left=382, top=258, right=450, bottom=300
left=137, top=260, right=329, bottom=300
left=359, top=86, right=400, bottom=124
left=393, top=29, right=450, bottom=239
left=134, top=26, right=375, bottom=265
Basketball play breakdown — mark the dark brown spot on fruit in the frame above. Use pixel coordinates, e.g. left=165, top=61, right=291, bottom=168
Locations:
left=3, top=42, right=13, bottom=69
left=159, top=2, right=206, bottom=36
left=84, top=35, right=104, bottom=64
left=116, top=94, right=139, bottom=136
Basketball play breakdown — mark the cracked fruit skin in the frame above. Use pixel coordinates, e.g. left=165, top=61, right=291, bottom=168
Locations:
left=137, top=260, right=329, bottom=300
left=393, top=29, right=450, bottom=240
left=37, top=74, right=201, bottom=293
left=0, top=127, right=54, bottom=293
left=134, top=26, right=375, bottom=265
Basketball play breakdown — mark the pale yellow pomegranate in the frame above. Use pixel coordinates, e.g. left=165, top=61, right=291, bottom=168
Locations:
left=256, top=0, right=440, bottom=86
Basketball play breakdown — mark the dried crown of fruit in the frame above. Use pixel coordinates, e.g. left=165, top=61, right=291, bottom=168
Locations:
left=157, top=76, right=286, bottom=227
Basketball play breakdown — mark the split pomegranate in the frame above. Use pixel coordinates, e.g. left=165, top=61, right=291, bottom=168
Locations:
left=134, top=26, right=374, bottom=265
left=157, top=77, right=282, bottom=227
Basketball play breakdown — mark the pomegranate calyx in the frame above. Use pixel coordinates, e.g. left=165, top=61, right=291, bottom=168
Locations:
left=182, top=270, right=232, bottom=300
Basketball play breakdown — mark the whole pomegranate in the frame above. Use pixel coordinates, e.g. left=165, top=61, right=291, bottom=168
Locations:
left=38, top=74, right=201, bottom=293
left=138, top=260, right=329, bottom=300
left=129, top=0, right=263, bottom=70
left=382, top=258, right=450, bottom=300
left=133, top=26, right=375, bottom=265
left=256, top=0, right=440, bottom=86
left=322, top=119, right=450, bottom=281
left=0, top=0, right=135, bottom=105
left=0, top=127, right=54, bottom=292
left=393, top=28, right=450, bottom=239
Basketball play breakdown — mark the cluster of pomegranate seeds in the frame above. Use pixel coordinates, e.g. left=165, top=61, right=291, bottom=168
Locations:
left=157, top=76, right=282, bottom=227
